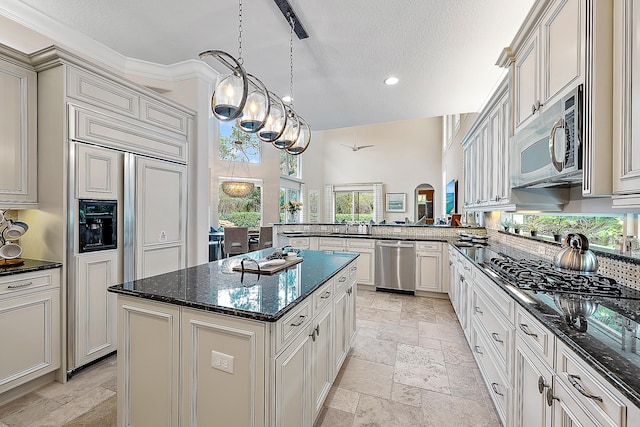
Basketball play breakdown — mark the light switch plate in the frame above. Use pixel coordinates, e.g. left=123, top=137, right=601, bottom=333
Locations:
left=211, top=350, right=234, bottom=374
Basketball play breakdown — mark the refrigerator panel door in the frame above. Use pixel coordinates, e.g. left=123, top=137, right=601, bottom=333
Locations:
left=134, top=156, right=187, bottom=280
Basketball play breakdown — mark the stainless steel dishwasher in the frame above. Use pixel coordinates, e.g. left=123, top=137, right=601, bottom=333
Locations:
left=375, top=240, right=416, bottom=293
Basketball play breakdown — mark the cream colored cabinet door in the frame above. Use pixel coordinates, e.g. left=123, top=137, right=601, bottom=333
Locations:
left=613, top=0, right=640, bottom=196
left=540, top=0, right=583, bottom=106
left=513, top=335, right=553, bottom=427
left=273, top=326, right=313, bottom=427
left=498, top=94, right=511, bottom=203
left=117, top=296, right=180, bottom=427
left=74, top=252, right=118, bottom=367
left=514, top=30, right=540, bottom=132
left=311, top=303, right=333, bottom=422
left=416, top=251, right=442, bottom=292
left=134, top=157, right=187, bottom=279
left=0, top=56, right=37, bottom=208
left=181, top=308, right=266, bottom=427
left=333, top=283, right=349, bottom=375
left=76, top=143, right=122, bottom=200
left=346, top=240, right=374, bottom=286
left=346, top=282, right=357, bottom=347
left=0, top=270, right=60, bottom=395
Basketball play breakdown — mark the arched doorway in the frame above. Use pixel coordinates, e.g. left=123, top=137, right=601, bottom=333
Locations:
left=415, top=184, right=434, bottom=224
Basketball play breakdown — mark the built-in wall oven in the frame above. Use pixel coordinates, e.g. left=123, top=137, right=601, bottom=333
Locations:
left=78, top=199, right=117, bottom=252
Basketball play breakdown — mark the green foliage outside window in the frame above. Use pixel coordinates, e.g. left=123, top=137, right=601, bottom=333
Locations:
left=335, top=192, right=374, bottom=223
left=219, top=122, right=261, bottom=163
left=520, top=214, right=623, bottom=248
left=218, top=186, right=262, bottom=227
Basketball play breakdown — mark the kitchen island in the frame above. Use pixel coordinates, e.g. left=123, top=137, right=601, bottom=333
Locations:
left=108, top=248, right=358, bottom=427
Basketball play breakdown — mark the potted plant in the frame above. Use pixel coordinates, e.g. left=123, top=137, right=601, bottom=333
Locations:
left=525, top=217, right=544, bottom=237
left=549, top=223, right=564, bottom=242
left=500, top=219, right=513, bottom=232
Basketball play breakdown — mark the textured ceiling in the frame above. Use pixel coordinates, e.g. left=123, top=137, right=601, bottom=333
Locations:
left=1, top=0, right=534, bottom=130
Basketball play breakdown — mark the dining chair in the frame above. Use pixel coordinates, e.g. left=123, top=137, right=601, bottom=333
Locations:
left=257, top=226, right=273, bottom=249
left=223, top=227, right=249, bottom=257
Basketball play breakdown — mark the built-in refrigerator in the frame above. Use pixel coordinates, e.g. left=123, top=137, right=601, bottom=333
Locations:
left=67, top=141, right=187, bottom=375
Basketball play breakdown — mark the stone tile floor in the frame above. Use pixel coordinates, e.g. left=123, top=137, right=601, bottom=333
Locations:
left=0, top=288, right=500, bottom=426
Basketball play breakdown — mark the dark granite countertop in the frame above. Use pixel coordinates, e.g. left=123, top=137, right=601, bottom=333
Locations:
left=0, top=259, right=62, bottom=277
left=108, top=249, right=358, bottom=322
left=454, top=244, right=640, bottom=407
left=279, top=231, right=468, bottom=243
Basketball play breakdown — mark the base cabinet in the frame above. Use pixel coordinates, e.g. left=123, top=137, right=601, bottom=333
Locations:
left=415, top=242, right=446, bottom=293
left=116, top=260, right=357, bottom=427
left=0, top=269, right=61, bottom=395
left=513, top=335, right=553, bottom=427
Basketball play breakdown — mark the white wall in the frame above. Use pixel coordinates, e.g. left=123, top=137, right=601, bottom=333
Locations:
left=314, top=118, right=442, bottom=223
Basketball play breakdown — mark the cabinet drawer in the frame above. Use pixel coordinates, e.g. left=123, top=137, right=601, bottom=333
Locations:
left=334, top=267, right=352, bottom=292
left=471, top=289, right=512, bottom=373
left=473, top=270, right=514, bottom=322
left=275, top=300, right=311, bottom=353
left=416, top=242, right=440, bottom=251
left=346, top=239, right=374, bottom=249
left=555, top=340, right=626, bottom=427
left=67, top=66, right=140, bottom=118
left=312, top=280, right=334, bottom=314
left=471, top=325, right=509, bottom=425
left=0, top=270, right=59, bottom=297
left=318, top=237, right=346, bottom=248
left=516, top=308, right=555, bottom=368
left=289, top=237, right=310, bottom=248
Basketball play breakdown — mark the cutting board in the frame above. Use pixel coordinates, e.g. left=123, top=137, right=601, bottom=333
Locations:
left=232, top=256, right=303, bottom=275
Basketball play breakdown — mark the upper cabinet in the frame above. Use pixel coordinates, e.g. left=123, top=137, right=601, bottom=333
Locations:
left=0, top=47, right=37, bottom=209
left=499, top=0, right=613, bottom=198
left=507, top=0, right=584, bottom=134
left=612, top=1, right=640, bottom=206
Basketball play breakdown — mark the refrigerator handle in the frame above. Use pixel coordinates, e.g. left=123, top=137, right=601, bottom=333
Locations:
left=123, top=153, right=136, bottom=282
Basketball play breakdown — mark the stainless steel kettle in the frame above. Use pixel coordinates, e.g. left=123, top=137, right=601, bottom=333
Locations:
left=553, top=233, right=598, bottom=273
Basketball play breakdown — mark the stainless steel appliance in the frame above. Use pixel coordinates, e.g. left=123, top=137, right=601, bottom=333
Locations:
left=512, top=85, right=583, bottom=188
left=375, top=241, right=415, bottom=293
left=78, top=199, right=117, bottom=253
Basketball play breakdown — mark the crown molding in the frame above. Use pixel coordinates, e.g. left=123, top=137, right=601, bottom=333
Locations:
left=0, top=0, right=218, bottom=84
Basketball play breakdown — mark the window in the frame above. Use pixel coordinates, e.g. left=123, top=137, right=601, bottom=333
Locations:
left=218, top=183, right=262, bottom=227
left=280, top=151, right=300, bottom=178
left=219, top=121, right=261, bottom=163
left=280, top=187, right=301, bottom=223
left=335, top=191, right=374, bottom=223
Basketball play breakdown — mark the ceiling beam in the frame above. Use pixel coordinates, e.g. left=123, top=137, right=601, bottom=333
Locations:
left=272, top=0, right=309, bottom=40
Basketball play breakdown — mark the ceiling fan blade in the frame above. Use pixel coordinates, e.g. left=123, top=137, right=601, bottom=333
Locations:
left=356, top=145, right=374, bottom=150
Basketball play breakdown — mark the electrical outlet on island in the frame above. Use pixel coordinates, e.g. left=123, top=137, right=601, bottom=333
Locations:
left=211, top=350, right=234, bottom=374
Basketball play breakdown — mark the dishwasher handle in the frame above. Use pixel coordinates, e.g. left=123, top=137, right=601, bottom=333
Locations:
left=377, top=242, right=415, bottom=249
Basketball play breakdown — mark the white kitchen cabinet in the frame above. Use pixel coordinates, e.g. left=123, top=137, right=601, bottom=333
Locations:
left=508, top=0, right=584, bottom=134
left=76, top=143, right=122, bottom=200
left=415, top=242, right=447, bottom=293
left=0, top=269, right=61, bottom=395
left=0, top=48, right=37, bottom=209
left=513, top=333, right=553, bottom=427
left=612, top=1, right=640, bottom=203
left=73, top=251, right=118, bottom=368
left=346, top=239, right=374, bottom=286
left=462, top=78, right=510, bottom=210
left=333, top=265, right=357, bottom=376
left=117, top=296, right=180, bottom=427
left=310, top=302, right=333, bottom=421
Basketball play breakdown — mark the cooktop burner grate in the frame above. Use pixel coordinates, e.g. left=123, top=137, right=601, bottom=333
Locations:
left=489, top=254, right=623, bottom=298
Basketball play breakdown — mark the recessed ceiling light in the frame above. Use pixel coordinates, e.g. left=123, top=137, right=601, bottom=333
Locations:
left=282, top=95, right=293, bottom=103
left=384, top=76, right=399, bottom=86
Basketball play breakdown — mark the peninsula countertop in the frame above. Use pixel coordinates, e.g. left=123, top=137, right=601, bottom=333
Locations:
left=108, top=248, right=359, bottom=322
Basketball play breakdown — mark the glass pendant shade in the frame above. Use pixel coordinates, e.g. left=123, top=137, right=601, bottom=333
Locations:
left=273, top=109, right=300, bottom=149
left=203, top=50, right=248, bottom=121
left=221, top=181, right=255, bottom=198
left=237, top=74, right=270, bottom=132
left=285, top=117, right=311, bottom=155
left=258, top=92, right=287, bottom=142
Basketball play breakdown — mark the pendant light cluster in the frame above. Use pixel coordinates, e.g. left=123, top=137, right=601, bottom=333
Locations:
left=199, top=0, right=311, bottom=176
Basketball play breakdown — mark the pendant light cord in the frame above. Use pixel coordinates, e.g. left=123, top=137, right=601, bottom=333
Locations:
left=237, top=0, right=243, bottom=65
left=288, top=13, right=295, bottom=108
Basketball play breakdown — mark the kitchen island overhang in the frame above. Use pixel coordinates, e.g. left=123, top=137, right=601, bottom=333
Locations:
left=108, top=248, right=359, bottom=427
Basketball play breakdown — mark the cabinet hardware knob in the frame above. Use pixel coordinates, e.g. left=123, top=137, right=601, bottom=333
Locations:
left=474, top=345, right=483, bottom=354
left=314, top=324, right=320, bottom=337
left=474, top=306, right=483, bottom=315
left=8, top=281, right=33, bottom=289
left=538, top=376, right=548, bottom=394
left=346, top=286, right=353, bottom=296
left=491, top=383, right=504, bottom=396
left=491, top=332, right=503, bottom=343
left=310, top=329, right=316, bottom=342
left=290, top=315, right=307, bottom=327
left=566, top=374, right=603, bottom=402
left=518, top=323, right=538, bottom=338
left=339, top=277, right=347, bottom=282
left=320, top=291, right=331, bottom=299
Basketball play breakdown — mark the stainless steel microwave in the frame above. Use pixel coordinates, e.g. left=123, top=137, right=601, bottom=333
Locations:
left=511, top=85, right=583, bottom=188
